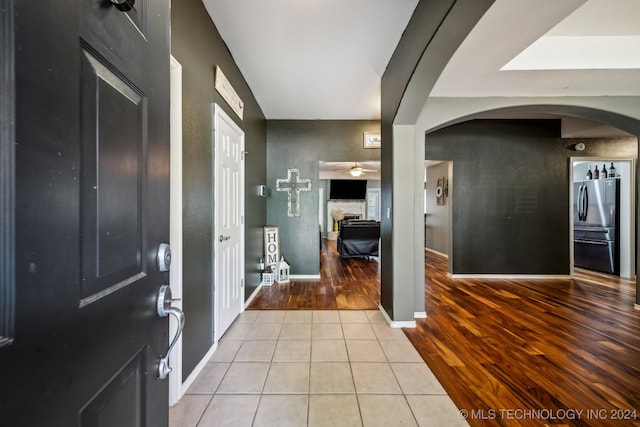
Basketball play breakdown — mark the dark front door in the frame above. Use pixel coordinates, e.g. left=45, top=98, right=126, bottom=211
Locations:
left=1, top=0, right=170, bottom=426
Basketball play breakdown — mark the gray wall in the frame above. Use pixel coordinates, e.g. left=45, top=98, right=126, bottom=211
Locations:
left=267, top=120, right=380, bottom=275
left=171, top=0, right=267, bottom=380
left=381, top=0, right=495, bottom=320
left=425, top=162, right=450, bottom=254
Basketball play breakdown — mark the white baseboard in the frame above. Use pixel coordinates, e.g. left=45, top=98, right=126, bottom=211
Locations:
left=245, top=282, right=263, bottom=308
left=450, top=274, right=571, bottom=280
left=634, top=303, right=640, bottom=311
left=379, top=304, right=417, bottom=329
left=425, top=247, right=448, bottom=258
left=178, top=342, right=218, bottom=403
left=414, top=311, right=427, bottom=319
left=290, top=274, right=321, bottom=280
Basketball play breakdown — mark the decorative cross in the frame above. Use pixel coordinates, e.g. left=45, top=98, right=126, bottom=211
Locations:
left=276, top=168, right=312, bottom=217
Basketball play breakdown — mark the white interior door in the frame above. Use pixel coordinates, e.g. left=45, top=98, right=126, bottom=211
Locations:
left=214, top=104, right=244, bottom=341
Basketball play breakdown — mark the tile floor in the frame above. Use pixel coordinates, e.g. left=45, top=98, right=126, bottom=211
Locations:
left=169, top=310, right=468, bottom=427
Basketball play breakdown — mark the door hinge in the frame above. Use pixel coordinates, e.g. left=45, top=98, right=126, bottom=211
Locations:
left=241, top=215, right=244, bottom=224
left=241, top=278, right=244, bottom=288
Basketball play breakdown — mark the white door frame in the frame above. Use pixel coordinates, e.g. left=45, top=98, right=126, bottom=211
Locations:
left=168, top=55, right=183, bottom=406
left=213, top=104, right=245, bottom=342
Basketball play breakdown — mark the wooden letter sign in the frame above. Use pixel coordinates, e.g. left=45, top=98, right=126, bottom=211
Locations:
left=263, top=226, right=280, bottom=266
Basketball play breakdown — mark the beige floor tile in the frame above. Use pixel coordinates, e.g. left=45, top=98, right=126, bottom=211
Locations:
left=311, top=339, right=349, bottom=362
left=209, top=339, right=242, bottom=362
left=339, top=310, right=369, bottom=323
left=253, top=395, right=308, bottom=427
left=234, top=340, right=277, bottom=362
left=312, top=322, right=344, bottom=339
left=197, top=395, right=260, bottom=427
left=263, top=362, right=310, bottom=394
left=186, top=362, right=230, bottom=394
left=284, top=310, right=312, bottom=323
left=345, top=340, right=387, bottom=362
left=217, top=362, right=270, bottom=394
left=342, top=322, right=376, bottom=340
left=351, top=362, right=402, bottom=394
left=255, top=310, right=286, bottom=323
left=169, top=394, right=211, bottom=427
left=220, top=321, right=253, bottom=341
left=406, top=395, right=469, bottom=427
left=309, top=362, right=355, bottom=393
left=273, top=339, right=311, bottom=362
left=379, top=339, right=424, bottom=362
left=175, top=310, right=461, bottom=427
left=391, top=363, right=447, bottom=394
left=312, top=310, right=341, bottom=323
left=309, top=394, right=362, bottom=427
left=358, top=395, right=418, bottom=427
left=279, top=323, right=312, bottom=340
left=246, top=322, right=282, bottom=340
left=364, top=310, right=387, bottom=324
left=236, top=310, right=260, bottom=324
left=371, top=323, right=408, bottom=340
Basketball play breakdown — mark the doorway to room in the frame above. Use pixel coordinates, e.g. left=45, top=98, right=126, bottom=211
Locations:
left=570, top=158, right=635, bottom=279
left=318, top=160, right=380, bottom=240
left=424, top=160, right=452, bottom=271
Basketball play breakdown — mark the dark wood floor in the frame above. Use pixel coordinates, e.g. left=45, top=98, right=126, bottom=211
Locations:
left=406, top=250, right=640, bottom=427
left=246, top=238, right=380, bottom=309
left=248, top=240, right=640, bottom=426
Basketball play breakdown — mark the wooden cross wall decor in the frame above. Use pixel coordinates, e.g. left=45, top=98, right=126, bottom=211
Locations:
left=276, top=168, right=312, bottom=217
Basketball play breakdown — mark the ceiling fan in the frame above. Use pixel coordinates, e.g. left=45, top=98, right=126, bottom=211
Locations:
left=348, top=161, right=377, bottom=177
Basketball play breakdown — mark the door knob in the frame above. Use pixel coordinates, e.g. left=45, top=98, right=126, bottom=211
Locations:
left=219, top=235, right=231, bottom=242
left=156, top=285, right=184, bottom=380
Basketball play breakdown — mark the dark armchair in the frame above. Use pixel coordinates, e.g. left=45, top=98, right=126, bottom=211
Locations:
left=337, top=219, right=381, bottom=259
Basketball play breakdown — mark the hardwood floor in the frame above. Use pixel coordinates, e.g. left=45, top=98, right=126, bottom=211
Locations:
left=248, top=240, right=640, bottom=426
left=246, top=239, right=380, bottom=310
left=405, top=250, right=640, bottom=427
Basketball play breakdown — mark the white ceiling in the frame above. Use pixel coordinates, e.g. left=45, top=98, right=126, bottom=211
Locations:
left=432, top=0, right=640, bottom=97
left=203, top=0, right=418, bottom=120
left=203, top=0, right=640, bottom=118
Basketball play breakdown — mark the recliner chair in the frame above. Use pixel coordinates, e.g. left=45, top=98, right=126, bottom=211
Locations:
left=337, top=219, right=380, bottom=259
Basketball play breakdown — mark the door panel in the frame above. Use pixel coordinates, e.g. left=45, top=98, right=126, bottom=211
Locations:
left=80, top=47, right=147, bottom=300
left=214, top=105, right=244, bottom=340
left=80, top=350, right=145, bottom=427
left=2, top=1, right=171, bottom=426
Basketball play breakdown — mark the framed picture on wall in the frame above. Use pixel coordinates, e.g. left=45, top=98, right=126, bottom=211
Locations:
left=363, top=133, right=381, bottom=149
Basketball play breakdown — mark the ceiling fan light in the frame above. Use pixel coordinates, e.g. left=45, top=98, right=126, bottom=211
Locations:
left=350, top=167, right=363, bottom=177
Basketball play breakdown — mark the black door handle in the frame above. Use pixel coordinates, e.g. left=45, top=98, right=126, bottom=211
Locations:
left=110, top=0, right=135, bottom=12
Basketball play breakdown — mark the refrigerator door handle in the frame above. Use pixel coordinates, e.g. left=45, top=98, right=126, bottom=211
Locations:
left=577, top=184, right=584, bottom=221
left=582, top=185, right=588, bottom=221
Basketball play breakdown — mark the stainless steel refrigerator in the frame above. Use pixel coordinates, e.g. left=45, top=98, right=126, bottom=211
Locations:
left=574, top=178, right=620, bottom=274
